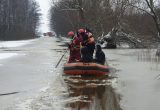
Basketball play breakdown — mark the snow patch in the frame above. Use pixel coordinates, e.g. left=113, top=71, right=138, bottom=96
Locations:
left=16, top=99, right=33, bottom=110
left=0, top=53, right=18, bottom=60
left=39, top=86, right=50, bottom=92
left=0, top=39, right=36, bottom=48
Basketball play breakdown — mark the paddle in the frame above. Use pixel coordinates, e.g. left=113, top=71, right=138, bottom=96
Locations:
left=54, top=36, right=75, bottom=68
left=0, top=92, right=19, bottom=96
left=55, top=33, right=81, bottom=68
left=55, top=48, right=68, bottom=68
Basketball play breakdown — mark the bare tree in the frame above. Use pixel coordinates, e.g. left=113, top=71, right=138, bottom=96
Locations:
left=145, top=0, right=160, bottom=39
left=50, top=0, right=160, bottom=45
left=0, top=0, right=40, bottom=40
left=126, top=0, right=160, bottom=40
left=50, top=0, right=114, bottom=38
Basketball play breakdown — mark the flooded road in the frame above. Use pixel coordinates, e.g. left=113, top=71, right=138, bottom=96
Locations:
left=29, top=49, right=160, bottom=110
left=1, top=37, right=160, bottom=110
left=27, top=70, right=121, bottom=110
left=63, top=75, right=121, bottom=110
left=0, top=37, right=64, bottom=109
left=106, top=49, right=160, bottom=110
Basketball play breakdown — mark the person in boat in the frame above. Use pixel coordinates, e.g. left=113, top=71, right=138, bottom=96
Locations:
left=95, top=44, right=106, bottom=65
left=67, top=31, right=81, bottom=63
left=77, top=28, right=95, bottom=62
left=80, top=46, right=93, bottom=62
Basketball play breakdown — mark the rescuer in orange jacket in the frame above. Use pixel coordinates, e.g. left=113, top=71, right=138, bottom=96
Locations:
left=77, top=28, right=95, bottom=62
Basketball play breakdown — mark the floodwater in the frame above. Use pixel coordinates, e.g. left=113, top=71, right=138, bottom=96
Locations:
left=17, top=49, right=160, bottom=110
left=1, top=37, right=160, bottom=110
left=63, top=75, right=121, bottom=110
left=106, top=49, right=160, bottom=110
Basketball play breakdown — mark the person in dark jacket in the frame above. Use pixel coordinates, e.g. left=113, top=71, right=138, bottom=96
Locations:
left=95, top=44, right=105, bottom=65
left=80, top=46, right=93, bottom=62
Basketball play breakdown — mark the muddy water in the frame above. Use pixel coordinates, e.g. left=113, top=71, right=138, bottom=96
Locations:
left=63, top=75, right=121, bottom=110
left=26, top=64, right=121, bottom=110
left=16, top=49, right=160, bottom=110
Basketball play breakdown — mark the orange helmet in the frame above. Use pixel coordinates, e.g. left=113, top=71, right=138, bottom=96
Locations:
left=78, top=28, right=85, bottom=34
left=67, top=31, right=74, bottom=37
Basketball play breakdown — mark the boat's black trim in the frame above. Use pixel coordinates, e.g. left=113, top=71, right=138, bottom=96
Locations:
left=64, top=66, right=109, bottom=72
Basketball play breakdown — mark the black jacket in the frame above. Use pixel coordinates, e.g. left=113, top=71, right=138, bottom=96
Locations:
left=95, top=45, right=105, bottom=65
left=80, top=46, right=93, bottom=62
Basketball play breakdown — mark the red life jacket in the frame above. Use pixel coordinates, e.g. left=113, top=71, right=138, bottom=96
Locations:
left=68, top=36, right=81, bottom=63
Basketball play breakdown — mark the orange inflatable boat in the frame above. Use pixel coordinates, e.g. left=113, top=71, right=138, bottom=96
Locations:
left=64, top=62, right=109, bottom=75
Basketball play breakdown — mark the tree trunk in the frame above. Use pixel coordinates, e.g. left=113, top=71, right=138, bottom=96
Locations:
left=145, top=0, right=160, bottom=40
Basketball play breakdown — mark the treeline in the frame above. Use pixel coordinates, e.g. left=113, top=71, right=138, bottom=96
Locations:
left=50, top=0, right=160, bottom=41
left=0, top=0, right=40, bottom=40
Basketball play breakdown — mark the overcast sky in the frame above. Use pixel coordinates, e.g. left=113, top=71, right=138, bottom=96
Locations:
left=36, top=0, right=51, bottom=33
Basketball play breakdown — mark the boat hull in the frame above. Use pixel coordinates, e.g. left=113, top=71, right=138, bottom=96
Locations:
left=64, top=62, right=109, bottom=75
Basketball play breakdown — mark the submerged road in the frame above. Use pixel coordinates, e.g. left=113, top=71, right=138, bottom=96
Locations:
left=0, top=37, right=160, bottom=110
left=0, top=37, right=65, bottom=110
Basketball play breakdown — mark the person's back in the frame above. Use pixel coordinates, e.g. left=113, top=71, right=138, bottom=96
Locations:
left=78, top=28, right=95, bottom=59
left=67, top=31, right=81, bottom=63
left=95, top=45, right=105, bottom=65
left=80, top=46, right=93, bottom=63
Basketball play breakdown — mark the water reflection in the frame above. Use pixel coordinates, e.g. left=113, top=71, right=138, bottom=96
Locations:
left=137, top=49, right=160, bottom=63
left=63, top=75, right=121, bottom=110
left=135, top=49, right=160, bottom=71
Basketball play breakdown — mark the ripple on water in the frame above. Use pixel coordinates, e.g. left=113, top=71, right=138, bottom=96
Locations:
left=16, top=67, right=121, bottom=110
